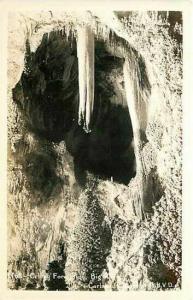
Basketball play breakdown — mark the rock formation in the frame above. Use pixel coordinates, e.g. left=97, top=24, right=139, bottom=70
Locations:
left=7, top=11, right=182, bottom=291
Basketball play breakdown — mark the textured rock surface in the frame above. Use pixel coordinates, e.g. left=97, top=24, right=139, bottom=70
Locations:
left=7, top=11, right=182, bottom=291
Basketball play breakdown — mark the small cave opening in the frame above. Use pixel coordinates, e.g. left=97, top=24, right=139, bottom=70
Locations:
left=13, top=30, right=136, bottom=186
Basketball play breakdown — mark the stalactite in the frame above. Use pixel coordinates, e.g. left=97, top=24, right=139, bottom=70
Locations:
left=123, top=59, right=148, bottom=220
left=77, top=25, right=95, bottom=132
left=123, top=59, right=141, bottom=149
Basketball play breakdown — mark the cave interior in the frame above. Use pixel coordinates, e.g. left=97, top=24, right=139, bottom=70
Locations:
left=13, top=30, right=136, bottom=192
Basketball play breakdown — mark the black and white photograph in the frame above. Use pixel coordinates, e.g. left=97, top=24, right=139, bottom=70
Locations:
left=1, top=2, right=192, bottom=298
left=6, top=9, right=183, bottom=292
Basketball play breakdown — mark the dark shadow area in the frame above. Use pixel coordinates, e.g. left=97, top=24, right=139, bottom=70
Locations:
left=147, top=262, right=178, bottom=289
left=24, top=150, right=63, bottom=200
left=143, top=234, right=179, bottom=289
left=13, top=31, right=135, bottom=186
left=45, top=241, right=68, bottom=291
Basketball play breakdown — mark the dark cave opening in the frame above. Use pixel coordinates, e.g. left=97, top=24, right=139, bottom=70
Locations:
left=13, top=30, right=136, bottom=186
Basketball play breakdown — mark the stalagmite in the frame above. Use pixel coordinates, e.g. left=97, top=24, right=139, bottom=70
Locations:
left=77, top=25, right=95, bottom=132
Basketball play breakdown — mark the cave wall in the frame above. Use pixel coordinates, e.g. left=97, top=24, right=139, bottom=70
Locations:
left=7, top=11, right=182, bottom=291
